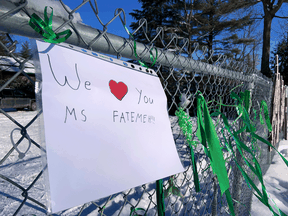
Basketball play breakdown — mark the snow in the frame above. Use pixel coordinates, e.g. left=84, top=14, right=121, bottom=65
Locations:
left=8, top=0, right=83, bottom=23
left=0, top=110, right=288, bottom=215
left=0, top=110, right=47, bottom=216
left=0, top=56, right=35, bottom=74
left=250, top=139, right=288, bottom=215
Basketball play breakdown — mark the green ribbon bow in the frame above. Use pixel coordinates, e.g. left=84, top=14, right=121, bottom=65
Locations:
left=29, top=6, right=72, bottom=44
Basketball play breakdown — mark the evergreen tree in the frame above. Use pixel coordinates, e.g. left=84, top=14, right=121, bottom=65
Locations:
left=19, top=41, right=32, bottom=59
left=130, top=0, right=257, bottom=60
left=129, top=0, right=176, bottom=48
left=0, top=33, right=12, bottom=56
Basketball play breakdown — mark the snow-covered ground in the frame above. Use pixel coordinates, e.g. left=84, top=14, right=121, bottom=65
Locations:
left=1, top=110, right=288, bottom=215
left=0, top=110, right=47, bottom=216
left=251, top=139, right=288, bottom=215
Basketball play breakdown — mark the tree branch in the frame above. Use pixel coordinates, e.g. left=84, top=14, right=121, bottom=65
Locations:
left=271, top=0, right=285, bottom=15
left=252, top=16, right=264, bottom=19
left=275, top=15, right=288, bottom=18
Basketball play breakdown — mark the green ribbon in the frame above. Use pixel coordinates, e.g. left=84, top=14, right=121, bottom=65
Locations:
left=164, top=176, right=183, bottom=198
left=175, top=108, right=197, bottom=147
left=124, top=26, right=158, bottom=69
left=156, top=179, right=165, bottom=216
left=253, top=109, right=257, bottom=120
left=175, top=89, right=287, bottom=215
left=175, top=108, right=200, bottom=192
left=196, top=91, right=230, bottom=195
left=216, top=109, right=288, bottom=216
left=195, top=91, right=235, bottom=216
left=213, top=90, right=288, bottom=216
left=243, top=90, right=251, bottom=111
left=29, top=6, right=72, bottom=43
left=130, top=207, right=147, bottom=216
left=259, top=100, right=272, bottom=132
left=231, top=92, right=256, bottom=133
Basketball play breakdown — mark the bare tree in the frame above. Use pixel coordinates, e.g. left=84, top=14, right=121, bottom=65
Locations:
left=259, top=0, right=288, bottom=77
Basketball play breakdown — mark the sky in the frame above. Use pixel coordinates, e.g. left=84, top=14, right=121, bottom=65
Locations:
left=60, top=0, right=142, bottom=38
left=14, top=0, right=288, bottom=70
left=15, top=0, right=142, bottom=45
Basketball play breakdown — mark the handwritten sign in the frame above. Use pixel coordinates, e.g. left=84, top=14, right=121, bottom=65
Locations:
left=36, top=40, right=184, bottom=213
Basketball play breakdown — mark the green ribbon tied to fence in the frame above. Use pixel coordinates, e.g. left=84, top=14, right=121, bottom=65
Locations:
left=214, top=90, right=288, bottom=216
left=130, top=207, right=147, bottom=216
left=219, top=91, right=288, bottom=216
left=156, top=179, right=165, bottom=216
left=29, top=6, right=72, bottom=44
left=259, top=100, right=272, bottom=131
left=195, top=91, right=235, bottom=216
left=124, top=25, right=158, bottom=69
left=176, top=89, right=288, bottom=215
left=175, top=108, right=200, bottom=193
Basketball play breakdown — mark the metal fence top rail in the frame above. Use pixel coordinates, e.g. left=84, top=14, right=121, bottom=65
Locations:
left=0, top=0, right=272, bottom=85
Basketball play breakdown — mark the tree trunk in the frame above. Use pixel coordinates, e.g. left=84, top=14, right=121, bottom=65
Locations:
left=253, top=41, right=255, bottom=70
left=208, top=32, right=213, bottom=53
left=261, top=12, right=273, bottom=78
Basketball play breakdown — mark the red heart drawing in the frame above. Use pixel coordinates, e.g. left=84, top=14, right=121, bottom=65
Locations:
left=109, top=80, right=128, bottom=101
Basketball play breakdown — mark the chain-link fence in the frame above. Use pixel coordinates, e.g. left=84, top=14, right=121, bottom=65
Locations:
left=0, top=0, right=285, bottom=215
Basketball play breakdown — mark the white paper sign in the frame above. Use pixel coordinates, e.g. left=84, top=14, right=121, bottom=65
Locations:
left=36, top=40, right=184, bottom=213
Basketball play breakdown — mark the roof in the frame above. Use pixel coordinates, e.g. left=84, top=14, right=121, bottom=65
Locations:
left=0, top=56, right=35, bottom=74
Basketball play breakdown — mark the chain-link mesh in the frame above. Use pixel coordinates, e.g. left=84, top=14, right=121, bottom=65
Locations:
left=0, top=0, right=283, bottom=215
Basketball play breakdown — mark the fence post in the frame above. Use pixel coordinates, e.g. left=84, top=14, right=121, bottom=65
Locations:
left=231, top=135, right=244, bottom=216
left=285, top=89, right=288, bottom=140
left=270, top=55, right=281, bottom=152
left=156, top=179, right=165, bottom=216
